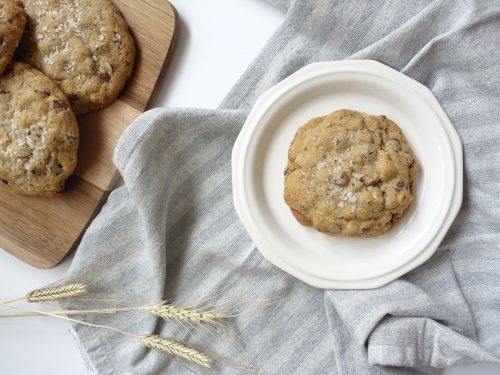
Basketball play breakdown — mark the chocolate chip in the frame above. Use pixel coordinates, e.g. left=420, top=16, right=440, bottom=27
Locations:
left=64, top=133, right=78, bottom=142
left=0, top=178, right=8, bottom=185
left=391, top=213, right=403, bottom=224
left=31, top=168, right=43, bottom=176
left=408, top=158, right=415, bottom=168
left=98, top=72, right=111, bottom=82
left=365, top=178, right=380, bottom=187
left=361, top=227, right=370, bottom=234
left=53, top=100, right=68, bottom=111
left=50, top=160, right=64, bottom=174
left=67, top=94, right=79, bottom=101
left=0, top=89, right=10, bottom=94
left=395, top=181, right=406, bottom=192
left=95, top=45, right=106, bottom=52
left=35, top=89, right=50, bottom=97
left=334, top=172, right=350, bottom=187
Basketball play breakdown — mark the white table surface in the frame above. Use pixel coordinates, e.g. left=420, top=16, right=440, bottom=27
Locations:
left=0, top=1, right=498, bottom=374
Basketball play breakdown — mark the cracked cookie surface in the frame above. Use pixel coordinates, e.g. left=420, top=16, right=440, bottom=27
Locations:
left=284, top=109, right=419, bottom=237
left=19, top=0, right=135, bottom=114
left=0, top=63, right=79, bottom=196
left=0, top=0, right=26, bottom=75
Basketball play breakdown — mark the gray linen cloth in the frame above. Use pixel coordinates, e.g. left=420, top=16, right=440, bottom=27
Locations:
left=67, top=0, right=500, bottom=374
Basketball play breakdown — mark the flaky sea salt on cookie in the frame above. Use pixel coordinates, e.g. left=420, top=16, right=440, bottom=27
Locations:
left=19, top=0, right=135, bottom=114
left=0, top=0, right=26, bottom=75
left=0, top=63, right=79, bottom=197
left=284, top=109, right=419, bottom=237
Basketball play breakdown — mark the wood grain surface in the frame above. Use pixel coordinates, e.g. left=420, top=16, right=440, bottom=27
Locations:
left=0, top=0, right=177, bottom=268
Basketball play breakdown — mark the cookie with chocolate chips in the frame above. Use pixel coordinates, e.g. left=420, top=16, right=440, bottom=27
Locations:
left=0, top=63, right=78, bottom=196
left=0, top=0, right=26, bottom=75
left=19, top=0, right=135, bottom=114
left=284, top=109, right=419, bottom=237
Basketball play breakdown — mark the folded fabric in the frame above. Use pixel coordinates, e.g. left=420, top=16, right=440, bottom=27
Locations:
left=67, top=0, right=500, bottom=373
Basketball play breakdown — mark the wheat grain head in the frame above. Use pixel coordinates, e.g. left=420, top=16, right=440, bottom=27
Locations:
left=140, top=335, right=212, bottom=368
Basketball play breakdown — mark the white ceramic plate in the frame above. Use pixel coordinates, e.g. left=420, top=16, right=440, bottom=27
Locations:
left=232, top=60, right=463, bottom=289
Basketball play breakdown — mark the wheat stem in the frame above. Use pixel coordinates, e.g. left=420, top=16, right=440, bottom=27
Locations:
left=2, top=298, right=24, bottom=304
left=140, top=335, right=212, bottom=368
left=0, top=302, right=226, bottom=326
left=0, top=302, right=135, bottom=338
left=0, top=308, right=122, bottom=318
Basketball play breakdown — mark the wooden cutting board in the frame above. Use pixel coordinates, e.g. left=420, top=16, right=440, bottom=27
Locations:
left=0, top=0, right=177, bottom=268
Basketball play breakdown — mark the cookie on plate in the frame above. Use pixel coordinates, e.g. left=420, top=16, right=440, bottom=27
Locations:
left=19, top=0, right=135, bottom=114
left=0, top=0, right=26, bottom=75
left=0, top=62, right=79, bottom=196
left=284, top=109, right=419, bottom=237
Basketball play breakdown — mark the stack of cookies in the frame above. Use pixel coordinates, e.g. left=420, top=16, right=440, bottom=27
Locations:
left=0, top=0, right=135, bottom=197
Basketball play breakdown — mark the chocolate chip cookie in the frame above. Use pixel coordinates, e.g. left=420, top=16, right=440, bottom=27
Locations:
left=19, top=0, right=135, bottom=114
left=284, top=109, right=419, bottom=237
left=0, top=0, right=26, bottom=75
left=0, top=63, right=79, bottom=196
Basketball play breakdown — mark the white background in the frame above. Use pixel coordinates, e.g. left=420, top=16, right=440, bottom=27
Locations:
left=0, top=0, right=498, bottom=374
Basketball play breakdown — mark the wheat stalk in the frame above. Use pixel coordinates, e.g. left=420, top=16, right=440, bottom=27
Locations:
left=0, top=302, right=212, bottom=368
left=0, top=301, right=136, bottom=337
left=140, top=335, right=212, bottom=368
left=143, top=303, right=225, bottom=325
left=0, top=308, right=120, bottom=318
left=23, top=283, right=88, bottom=302
left=0, top=302, right=226, bottom=325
